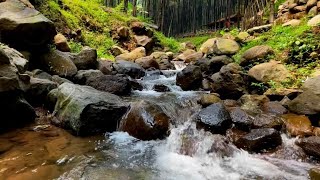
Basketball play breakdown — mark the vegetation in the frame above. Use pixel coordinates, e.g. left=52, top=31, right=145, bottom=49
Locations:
left=37, top=0, right=180, bottom=59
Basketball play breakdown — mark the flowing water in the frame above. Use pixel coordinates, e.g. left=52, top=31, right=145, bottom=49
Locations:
left=0, top=68, right=318, bottom=179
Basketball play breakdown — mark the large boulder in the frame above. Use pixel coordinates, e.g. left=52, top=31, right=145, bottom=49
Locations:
left=119, top=100, right=170, bottom=140
left=239, top=45, right=274, bottom=67
left=24, top=77, right=58, bottom=106
left=73, top=70, right=103, bottom=85
left=85, top=74, right=132, bottom=96
left=115, top=47, right=146, bottom=62
left=72, top=46, right=98, bottom=70
left=296, top=136, right=320, bottom=158
left=51, top=83, right=129, bottom=136
left=248, top=61, right=291, bottom=83
left=235, top=128, right=282, bottom=152
left=239, top=94, right=270, bottom=114
left=199, top=38, right=240, bottom=55
left=229, top=107, right=254, bottom=131
left=38, top=50, right=78, bottom=78
left=210, top=63, right=247, bottom=99
left=196, top=103, right=232, bottom=134
left=97, top=59, right=114, bottom=75
left=113, top=60, right=145, bottom=79
left=176, top=65, right=202, bottom=91
left=213, top=38, right=240, bottom=55
left=0, top=0, right=56, bottom=51
left=208, top=55, right=233, bottom=74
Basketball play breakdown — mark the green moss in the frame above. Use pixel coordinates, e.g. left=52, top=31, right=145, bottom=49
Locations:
left=154, top=31, right=181, bottom=53
left=233, top=19, right=311, bottom=62
left=178, top=34, right=214, bottom=49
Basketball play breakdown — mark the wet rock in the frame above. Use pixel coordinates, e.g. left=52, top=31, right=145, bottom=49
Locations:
left=113, top=60, right=145, bottom=79
left=239, top=94, right=270, bottom=115
left=73, top=70, right=103, bottom=84
left=25, top=77, right=58, bottom=106
left=208, top=135, right=238, bottom=157
left=52, top=83, right=129, bottom=136
left=223, top=99, right=239, bottom=109
left=38, top=50, right=78, bottom=78
left=264, top=88, right=303, bottom=101
left=176, top=65, right=202, bottom=91
left=239, top=45, right=274, bottom=67
left=248, top=61, right=291, bottom=83
left=196, top=103, right=232, bottom=134
left=211, top=63, right=247, bottom=99
left=262, top=101, right=288, bottom=115
left=235, top=128, right=282, bottom=152
left=0, top=0, right=56, bottom=51
left=0, top=91, right=36, bottom=132
left=153, top=84, right=170, bottom=92
left=54, top=33, right=70, bottom=52
left=252, top=113, right=283, bottom=130
left=135, top=56, right=159, bottom=70
left=229, top=107, right=253, bottom=131
left=226, top=128, right=248, bottom=143
left=119, top=100, right=170, bottom=140
left=115, top=47, right=146, bottom=62
left=72, top=46, right=98, bottom=70
left=86, top=74, right=132, bottom=96
left=198, top=93, right=221, bottom=107
left=98, top=59, right=114, bottom=75
left=282, top=114, right=313, bottom=137
left=296, top=136, right=320, bottom=158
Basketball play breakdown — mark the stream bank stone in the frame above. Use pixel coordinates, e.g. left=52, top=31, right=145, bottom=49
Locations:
left=235, top=128, right=282, bottom=152
left=52, top=83, right=129, bottom=136
left=196, top=103, right=232, bottom=134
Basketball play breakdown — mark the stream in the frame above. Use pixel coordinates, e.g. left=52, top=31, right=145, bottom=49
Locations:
left=0, top=67, right=318, bottom=180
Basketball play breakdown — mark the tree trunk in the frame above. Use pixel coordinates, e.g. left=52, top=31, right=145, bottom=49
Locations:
left=123, top=0, right=128, bottom=14
left=269, top=0, right=275, bottom=24
left=132, top=0, right=137, bottom=16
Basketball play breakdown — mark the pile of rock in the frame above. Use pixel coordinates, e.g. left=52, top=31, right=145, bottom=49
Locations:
left=277, top=0, right=320, bottom=26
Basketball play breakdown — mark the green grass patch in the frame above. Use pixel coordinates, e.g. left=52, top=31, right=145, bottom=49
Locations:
left=154, top=31, right=181, bottom=53
left=177, top=34, right=215, bottom=49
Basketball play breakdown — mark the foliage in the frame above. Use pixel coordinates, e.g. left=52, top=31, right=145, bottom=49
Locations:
left=37, top=0, right=179, bottom=58
left=233, top=19, right=311, bottom=62
left=154, top=32, right=181, bottom=53
left=177, top=34, right=215, bottom=49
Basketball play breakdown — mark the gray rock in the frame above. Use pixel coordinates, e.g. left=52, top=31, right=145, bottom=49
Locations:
left=0, top=0, right=56, bottom=51
left=296, top=136, right=320, bottom=158
left=176, top=65, right=202, bottom=91
left=72, top=46, right=98, bottom=70
left=235, top=128, right=282, bottom=152
left=113, top=60, right=145, bottom=79
left=52, top=83, right=129, bottom=136
left=196, top=103, right=232, bottom=134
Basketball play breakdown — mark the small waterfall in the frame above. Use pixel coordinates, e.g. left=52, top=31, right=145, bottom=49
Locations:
left=59, top=67, right=316, bottom=180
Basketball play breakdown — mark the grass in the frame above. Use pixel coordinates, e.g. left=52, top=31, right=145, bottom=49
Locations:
left=233, top=19, right=311, bottom=62
left=177, top=34, right=215, bottom=49
left=37, top=0, right=181, bottom=59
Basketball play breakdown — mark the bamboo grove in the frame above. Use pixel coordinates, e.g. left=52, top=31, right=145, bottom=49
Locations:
left=105, top=0, right=271, bottom=36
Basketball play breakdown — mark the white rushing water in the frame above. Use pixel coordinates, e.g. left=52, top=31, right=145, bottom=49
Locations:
left=59, top=68, right=316, bottom=180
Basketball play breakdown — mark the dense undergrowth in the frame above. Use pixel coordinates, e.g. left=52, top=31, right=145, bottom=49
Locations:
left=36, top=0, right=180, bottom=59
